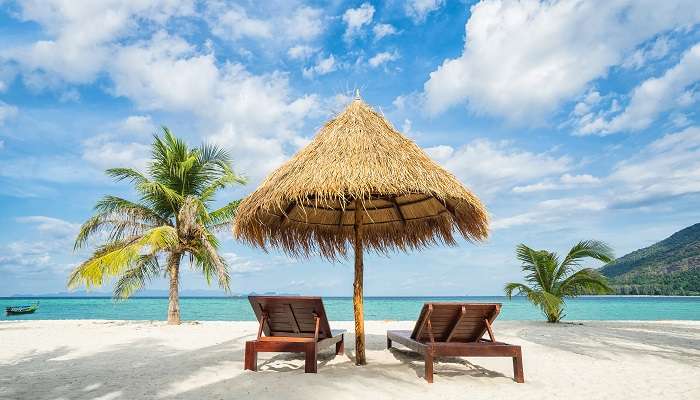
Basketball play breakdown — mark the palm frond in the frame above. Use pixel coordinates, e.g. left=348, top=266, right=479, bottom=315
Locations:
left=192, top=238, right=231, bottom=291
left=504, top=282, right=533, bottom=299
left=74, top=215, right=104, bottom=250
left=504, top=281, right=563, bottom=321
left=68, top=226, right=178, bottom=289
left=199, top=170, right=246, bottom=204
left=516, top=244, right=557, bottom=291
left=113, top=255, right=162, bottom=299
left=95, top=196, right=170, bottom=224
left=149, top=127, right=189, bottom=189
left=136, top=180, right=184, bottom=212
left=105, top=167, right=149, bottom=185
left=207, top=200, right=242, bottom=231
left=538, top=251, right=559, bottom=292
left=74, top=196, right=167, bottom=250
left=515, top=244, right=540, bottom=277
left=198, top=141, right=231, bottom=166
left=535, top=291, right=565, bottom=321
left=523, top=290, right=564, bottom=322
left=69, top=237, right=139, bottom=288
left=559, top=240, right=615, bottom=277
left=74, top=215, right=153, bottom=250
left=559, top=268, right=613, bottom=296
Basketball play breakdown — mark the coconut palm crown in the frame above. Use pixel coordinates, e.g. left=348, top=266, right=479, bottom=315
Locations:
left=505, top=240, right=615, bottom=323
left=69, top=127, right=245, bottom=324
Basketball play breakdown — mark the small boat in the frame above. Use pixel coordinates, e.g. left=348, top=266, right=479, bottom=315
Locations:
left=5, top=303, right=39, bottom=316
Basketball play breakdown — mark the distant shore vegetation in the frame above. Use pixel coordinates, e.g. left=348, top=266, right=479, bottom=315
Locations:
left=608, top=269, right=700, bottom=296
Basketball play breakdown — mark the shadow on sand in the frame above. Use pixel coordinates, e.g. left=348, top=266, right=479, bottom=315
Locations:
left=510, top=321, right=700, bottom=364
left=0, top=331, right=511, bottom=400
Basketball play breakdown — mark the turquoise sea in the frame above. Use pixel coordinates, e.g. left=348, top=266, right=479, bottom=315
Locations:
left=2, top=296, right=699, bottom=321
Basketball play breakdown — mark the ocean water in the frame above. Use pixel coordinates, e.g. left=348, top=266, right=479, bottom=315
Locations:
left=1, top=296, right=699, bottom=321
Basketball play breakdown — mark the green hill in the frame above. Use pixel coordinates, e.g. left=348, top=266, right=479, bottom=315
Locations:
left=599, top=223, right=700, bottom=295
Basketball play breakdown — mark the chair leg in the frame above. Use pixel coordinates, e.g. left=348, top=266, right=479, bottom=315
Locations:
left=387, top=337, right=392, bottom=349
left=244, top=341, right=257, bottom=371
left=305, top=342, right=318, bottom=373
left=424, top=350, right=434, bottom=383
left=336, top=336, right=345, bottom=355
left=513, top=349, right=524, bottom=383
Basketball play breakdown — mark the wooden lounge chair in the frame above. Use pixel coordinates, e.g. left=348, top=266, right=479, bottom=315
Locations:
left=387, top=303, right=524, bottom=383
left=244, top=296, right=345, bottom=373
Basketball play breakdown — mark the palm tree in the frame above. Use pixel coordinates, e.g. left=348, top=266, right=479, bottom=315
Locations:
left=69, top=127, right=245, bottom=324
left=504, top=240, right=615, bottom=323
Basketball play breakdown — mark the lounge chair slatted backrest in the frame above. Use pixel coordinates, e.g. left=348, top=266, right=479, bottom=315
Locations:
left=249, top=296, right=334, bottom=339
left=410, top=303, right=500, bottom=343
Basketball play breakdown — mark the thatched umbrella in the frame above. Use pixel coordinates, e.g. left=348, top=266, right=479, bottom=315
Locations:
left=233, top=92, right=489, bottom=365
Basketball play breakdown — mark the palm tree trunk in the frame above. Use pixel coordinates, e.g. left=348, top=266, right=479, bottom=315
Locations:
left=353, top=199, right=366, bottom=365
left=167, top=252, right=182, bottom=325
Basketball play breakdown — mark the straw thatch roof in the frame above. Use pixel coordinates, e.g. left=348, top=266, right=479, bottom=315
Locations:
left=233, top=96, right=489, bottom=259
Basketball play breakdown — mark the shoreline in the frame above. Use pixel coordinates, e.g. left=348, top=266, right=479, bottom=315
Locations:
left=2, top=320, right=699, bottom=399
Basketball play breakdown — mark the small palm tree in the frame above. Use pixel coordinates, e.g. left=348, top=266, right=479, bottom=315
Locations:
left=504, top=240, right=615, bottom=323
left=69, top=127, right=245, bottom=324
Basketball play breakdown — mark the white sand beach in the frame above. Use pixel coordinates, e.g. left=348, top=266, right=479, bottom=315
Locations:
left=1, top=320, right=699, bottom=400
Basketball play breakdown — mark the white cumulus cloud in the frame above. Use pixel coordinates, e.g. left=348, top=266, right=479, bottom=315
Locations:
left=342, top=3, right=375, bottom=42
left=303, top=54, right=337, bottom=78
left=207, top=4, right=273, bottom=40
left=492, top=195, right=606, bottom=230
left=608, top=126, right=700, bottom=207
left=206, top=3, right=324, bottom=44
left=579, top=43, right=700, bottom=135
left=513, top=173, right=600, bottom=193
left=368, top=51, right=399, bottom=68
left=120, top=115, right=156, bottom=135
left=622, top=36, right=673, bottom=70
left=82, top=134, right=151, bottom=171
left=423, top=0, right=700, bottom=121
left=425, top=139, right=571, bottom=194
left=405, top=0, right=444, bottom=23
left=2, top=1, right=323, bottom=184
left=16, top=216, right=79, bottom=237
left=373, top=23, right=398, bottom=40
left=287, top=45, right=317, bottom=60
left=5, top=0, right=194, bottom=85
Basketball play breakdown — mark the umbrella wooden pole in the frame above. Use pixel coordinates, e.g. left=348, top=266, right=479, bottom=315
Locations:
left=353, top=199, right=366, bottom=365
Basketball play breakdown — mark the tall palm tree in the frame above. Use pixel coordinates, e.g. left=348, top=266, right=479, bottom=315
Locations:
left=504, top=240, right=615, bottom=323
left=69, top=127, right=245, bottom=324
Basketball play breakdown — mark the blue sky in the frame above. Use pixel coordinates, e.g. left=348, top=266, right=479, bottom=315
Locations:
left=1, top=0, right=699, bottom=296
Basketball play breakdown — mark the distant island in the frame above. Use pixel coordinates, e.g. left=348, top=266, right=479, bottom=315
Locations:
left=600, top=223, right=700, bottom=295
